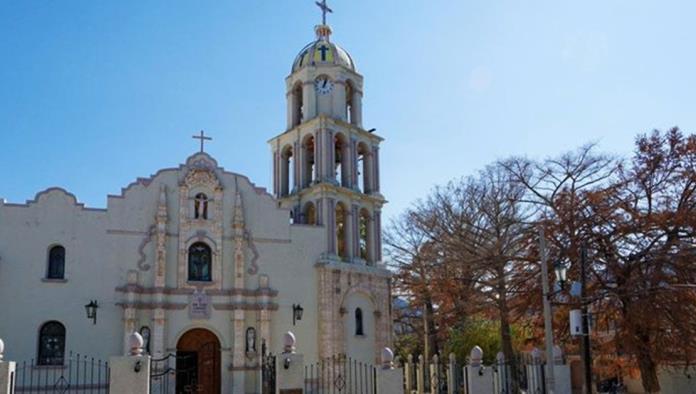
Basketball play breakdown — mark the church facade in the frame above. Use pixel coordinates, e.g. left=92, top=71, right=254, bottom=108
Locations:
left=0, top=17, right=390, bottom=394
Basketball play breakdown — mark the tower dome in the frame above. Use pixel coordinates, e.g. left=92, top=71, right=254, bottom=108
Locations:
left=291, top=25, right=356, bottom=73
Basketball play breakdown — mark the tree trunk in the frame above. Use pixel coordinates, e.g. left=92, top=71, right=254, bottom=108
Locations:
left=637, top=338, right=661, bottom=394
left=423, top=298, right=437, bottom=362
left=499, top=296, right=520, bottom=393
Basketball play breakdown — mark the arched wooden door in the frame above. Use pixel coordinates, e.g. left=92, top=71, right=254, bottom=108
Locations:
left=176, top=328, right=221, bottom=394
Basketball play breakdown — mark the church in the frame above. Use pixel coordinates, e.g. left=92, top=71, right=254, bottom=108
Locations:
left=0, top=6, right=391, bottom=393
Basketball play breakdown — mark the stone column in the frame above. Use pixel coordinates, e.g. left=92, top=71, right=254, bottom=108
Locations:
left=232, top=309, right=246, bottom=392
left=123, top=307, right=137, bottom=355
left=152, top=308, right=166, bottom=358
left=344, top=204, right=355, bottom=260
left=0, top=339, right=16, bottom=394
left=275, top=332, right=304, bottom=393
left=325, top=129, right=335, bottom=183
left=287, top=90, right=296, bottom=129
left=351, top=89, right=363, bottom=128
left=351, top=204, right=360, bottom=259
left=110, top=333, right=151, bottom=394
left=326, top=198, right=336, bottom=255
left=372, top=146, right=380, bottom=192
left=314, top=130, right=322, bottom=182
left=376, top=348, right=404, bottom=394
left=374, top=210, right=382, bottom=262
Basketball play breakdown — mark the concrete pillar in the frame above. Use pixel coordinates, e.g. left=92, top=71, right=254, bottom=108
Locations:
left=0, top=339, right=16, bottom=394
left=276, top=332, right=304, bottom=394
left=553, top=345, right=572, bottom=394
left=376, top=348, right=404, bottom=394
left=110, top=333, right=151, bottom=394
left=465, top=346, right=494, bottom=394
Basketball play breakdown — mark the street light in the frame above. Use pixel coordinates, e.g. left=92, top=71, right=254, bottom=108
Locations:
left=554, top=260, right=568, bottom=289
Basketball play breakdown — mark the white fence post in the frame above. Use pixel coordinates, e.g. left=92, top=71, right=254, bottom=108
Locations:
left=376, top=347, right=404, bottom=394
left=447, top=353, right=456, bottom=394
left=109, top=332, right=151, bottom=394
left=416, top=355, right=425, bottom=394
left=430, top=354, right=440, bottom=394
left=404, top=354, right=414, bottom=393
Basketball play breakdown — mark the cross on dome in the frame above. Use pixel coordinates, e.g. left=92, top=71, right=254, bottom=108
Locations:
left=315, top=0, right=333, bottom=26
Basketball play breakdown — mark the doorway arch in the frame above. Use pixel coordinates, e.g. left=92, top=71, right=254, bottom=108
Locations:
left=176, top=328, right=221, bottom=394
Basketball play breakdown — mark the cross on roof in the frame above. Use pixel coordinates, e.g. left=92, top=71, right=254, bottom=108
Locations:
left=192, top=130, right=212, bottom=153
left=315, top=0, right=333, bottom=25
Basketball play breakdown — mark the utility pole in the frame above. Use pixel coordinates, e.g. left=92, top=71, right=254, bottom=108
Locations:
left=580, top=246, right=593, bottom=394
left=539, top=228, right=556, bottom=394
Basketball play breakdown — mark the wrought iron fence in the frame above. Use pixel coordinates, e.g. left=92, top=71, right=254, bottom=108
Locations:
left=261, top=353, right=276, bottom=394
left=304, top=355, right=377, bottom=394
left=14, top=352, right=109, bottom=394
left=402, top=353, right=549, bottom=394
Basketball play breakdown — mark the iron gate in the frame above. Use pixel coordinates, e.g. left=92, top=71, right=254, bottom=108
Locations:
left=149, top=353, right=195, bottom=394
left=304, top=355, right=377, bottom=394
left=14, top=352, right=110, bottom=394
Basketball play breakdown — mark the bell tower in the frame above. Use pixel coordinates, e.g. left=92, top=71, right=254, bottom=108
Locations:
left=269, top=13, right=384, bottom=265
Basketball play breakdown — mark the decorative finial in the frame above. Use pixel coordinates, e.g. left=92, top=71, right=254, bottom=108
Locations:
left=129, top=332, right=144, bottom=356
left=0, top=337, right=4, bottom=361
left=315, top=0, right=333, bottom=26
left=381, top=347, right=394, bottom=369
left=192, top=130, right=212, bottom=153
left=283, top=331, right=296, bottom=353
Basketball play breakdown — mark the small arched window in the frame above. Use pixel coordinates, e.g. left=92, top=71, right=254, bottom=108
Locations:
left=194, top=193, right=209, bottom=220
left=355, top=308, right=364, bottom=336
left=38, top=321, right=66, bottom=365
left=47, top=245, right=65, bottom=279
left=188, top=242, right=212, bottom=282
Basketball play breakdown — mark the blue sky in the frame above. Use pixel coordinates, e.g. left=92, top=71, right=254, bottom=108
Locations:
left=1, top=1, right=694, bottom=221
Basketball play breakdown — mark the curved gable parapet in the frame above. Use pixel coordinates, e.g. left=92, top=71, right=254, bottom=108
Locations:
left=3, top=187, right=106, bottom=212
left=108, top=168, right=179, bottom=201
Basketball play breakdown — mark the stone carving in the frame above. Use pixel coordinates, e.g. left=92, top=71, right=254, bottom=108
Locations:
left=245, top=230, right=260, bottom=275
left=136, top=225, right=156, bottom=271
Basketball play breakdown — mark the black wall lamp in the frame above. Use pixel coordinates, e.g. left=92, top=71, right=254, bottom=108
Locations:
left=292, top=304, right=304, bottom=326
left=84, top=300, right=99, bottom=325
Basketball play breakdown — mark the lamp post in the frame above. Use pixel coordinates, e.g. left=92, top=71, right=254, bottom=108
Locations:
left=579, top=247, right=593, bottom=394
left=539, top=229, right=556, bottom=394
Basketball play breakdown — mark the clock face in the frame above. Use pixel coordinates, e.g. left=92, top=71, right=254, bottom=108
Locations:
left=314, top=76, right=334, bottom=95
